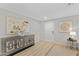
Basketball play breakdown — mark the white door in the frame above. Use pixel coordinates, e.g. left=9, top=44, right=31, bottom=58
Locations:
left=44, top=22, right=54, bottom=42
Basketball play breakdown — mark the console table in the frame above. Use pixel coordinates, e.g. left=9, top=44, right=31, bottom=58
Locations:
left=0, top=35, right=35, bottom=56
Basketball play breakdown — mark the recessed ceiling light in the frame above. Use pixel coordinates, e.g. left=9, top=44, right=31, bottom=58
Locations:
left=44, top=16, right=51, bottom=20
left=67, top=3, right=72, bottom=5
left=67, top=3, right=75, bottom=6
left=44, top=17, right=48, bottom=20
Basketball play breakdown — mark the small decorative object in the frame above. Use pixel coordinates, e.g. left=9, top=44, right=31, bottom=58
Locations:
left=59, top=21, right=72, bottom=32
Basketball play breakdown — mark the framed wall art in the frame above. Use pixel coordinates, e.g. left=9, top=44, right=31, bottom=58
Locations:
left=59, top=21, right=72, bottom=32
left=6, top=16, right=29, bottom=35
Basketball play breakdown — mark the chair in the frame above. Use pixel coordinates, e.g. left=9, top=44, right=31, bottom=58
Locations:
left=67, top=37, right=77, bottom=49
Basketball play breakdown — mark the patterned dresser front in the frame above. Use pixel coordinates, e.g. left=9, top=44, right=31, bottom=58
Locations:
left=0, top=35, right=35, bottom=56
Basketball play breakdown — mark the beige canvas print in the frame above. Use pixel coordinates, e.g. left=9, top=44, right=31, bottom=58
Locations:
left=59, top=21, right=72, bottom=32
left=6, top=16, right=29, bottom=34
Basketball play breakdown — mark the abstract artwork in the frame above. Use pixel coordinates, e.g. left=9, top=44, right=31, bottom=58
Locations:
left=59, top=21, right=72, bottom=32
left=6, top=16, right=29, bottom=34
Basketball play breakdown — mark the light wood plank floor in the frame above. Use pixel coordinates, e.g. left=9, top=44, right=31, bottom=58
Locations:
left=47, top=43, right=77, bottom=56
left=14, top=41, right=78, bottom=56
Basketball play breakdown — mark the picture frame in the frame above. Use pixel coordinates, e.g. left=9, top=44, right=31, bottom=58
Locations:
left=6, top=16, right=29, bottom=35
left=59, top=21, right=72, bottom=32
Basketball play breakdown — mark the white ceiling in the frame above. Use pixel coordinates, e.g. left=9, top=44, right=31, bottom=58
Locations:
left=0, top=3, right=79, bottom=21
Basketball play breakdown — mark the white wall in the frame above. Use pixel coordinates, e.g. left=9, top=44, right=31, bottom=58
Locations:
left=1, top=8, right=79, bottom=44
left=0, top=8, right=42, bottom=42
left=43, top=15, right=79, bottom=44
left=29, top=18, right=42, bottom=42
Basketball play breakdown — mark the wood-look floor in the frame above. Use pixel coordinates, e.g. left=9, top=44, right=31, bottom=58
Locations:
left=14, top=41, right=54, bottom=56
left=14, top=41, right=78, bottom=56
